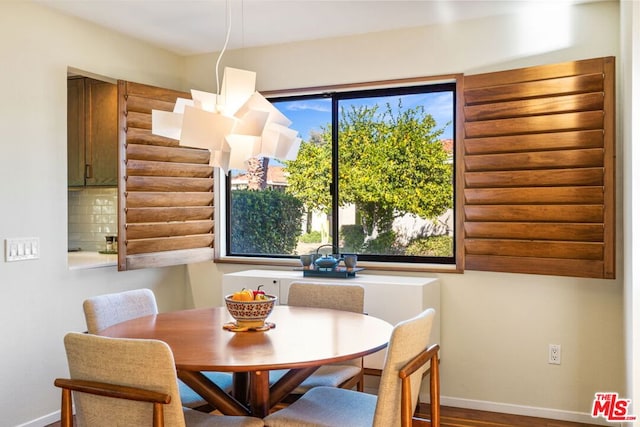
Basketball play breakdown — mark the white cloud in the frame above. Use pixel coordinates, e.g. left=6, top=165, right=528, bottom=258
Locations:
left=285, top=101, right=331, bottom=113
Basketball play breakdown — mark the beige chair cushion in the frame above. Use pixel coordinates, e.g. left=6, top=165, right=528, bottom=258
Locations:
left=64, top=332, right=264, bottom=427
left=269, top=282, right=367, bottom=394
left=287, top=283, right=365, bottom=314
left=83, top=288, right=158, bottom=334
left=65, top=332, right=188, bottom=427
left=263, top=308, right=436, bottom=427
left=288, top=282, right=364, bottom=371
left=264, top=386, right=376, bottom=427
left=372, top=308, right=435, bottom=426
left=82, top=288, right=233, bottom=409
left=269, top=364, right=362, bottom=394
left=183, top=408, right=264, bottom=427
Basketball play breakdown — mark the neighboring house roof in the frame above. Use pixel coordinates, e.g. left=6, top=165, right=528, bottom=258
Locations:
left=232, top=167, right=289, bottom=187
left=441, top=138, right=453, bottom=154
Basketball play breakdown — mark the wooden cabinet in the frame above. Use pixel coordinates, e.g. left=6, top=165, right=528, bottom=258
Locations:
left=67, top=78, right=85, bottom=186
left=67, top=77, right=118, bottom=187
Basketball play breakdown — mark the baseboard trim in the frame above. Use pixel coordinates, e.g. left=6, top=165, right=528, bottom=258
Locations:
left=437, top=395, right=616, bottom=426
left=16, top=410, right=60, bottom=427
left=21, top=397, right=619, bottom=427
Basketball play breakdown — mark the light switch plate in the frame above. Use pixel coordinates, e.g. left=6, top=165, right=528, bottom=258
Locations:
left=5, top=237, right=40, bottom=262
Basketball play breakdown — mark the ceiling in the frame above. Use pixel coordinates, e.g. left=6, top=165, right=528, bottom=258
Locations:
left=37, top=0, right=599, bottom=56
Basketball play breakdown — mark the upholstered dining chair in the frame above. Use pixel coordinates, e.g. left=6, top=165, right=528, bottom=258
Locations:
left=55, top=332, right=264, bottom=427
left=263, top=308, right=440, bottom=427
left=269, top=282, right=366, bottom=397
left=82, top=288, right=233, bottom=411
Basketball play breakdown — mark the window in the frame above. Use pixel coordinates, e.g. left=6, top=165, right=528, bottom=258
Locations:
left=226, top=81, right=456, bottom=266
left=116, top=57, right=613, bottom=278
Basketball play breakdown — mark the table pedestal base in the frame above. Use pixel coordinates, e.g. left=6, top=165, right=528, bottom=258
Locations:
left=178, top=366, right=320, bottom=418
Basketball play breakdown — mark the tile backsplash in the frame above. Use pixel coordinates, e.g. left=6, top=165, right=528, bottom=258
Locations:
left=68, top=187, right=117, bottom=252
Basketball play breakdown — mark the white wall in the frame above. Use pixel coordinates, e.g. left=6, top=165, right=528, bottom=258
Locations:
left=621, top=0, right=640, bottom=425
left=185, top=1, right=626, bottom=422
left=0, top=3, right=190, bottom=426
left=0, top=1, right=629, bottom=425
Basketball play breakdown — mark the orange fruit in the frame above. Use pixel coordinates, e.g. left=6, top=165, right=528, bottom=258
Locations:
left=232, top=289, right=254, bottom=301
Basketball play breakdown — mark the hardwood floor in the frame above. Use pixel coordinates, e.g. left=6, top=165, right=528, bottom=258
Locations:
left=46, top=405, right=600, bottom=427
left=415, top=404, right=600, bottom=427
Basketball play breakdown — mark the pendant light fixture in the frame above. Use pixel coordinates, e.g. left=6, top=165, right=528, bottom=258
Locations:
left=151, top=0, right=300, bottom=174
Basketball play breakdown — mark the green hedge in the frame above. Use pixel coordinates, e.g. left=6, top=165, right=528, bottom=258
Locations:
left=340, top=224, right=365, bottom=253
left=300, top=231, right=322, bottom=243
left=230, top=189, right=304, bottom=255
left=405, top=235, right=453, bottom=257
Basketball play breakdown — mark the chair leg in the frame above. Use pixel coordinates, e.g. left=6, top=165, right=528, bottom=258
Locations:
left=337, top=368, right=364, bottom=391
left=60, top=388, right=73, bottom=427
left=152, top=402, right=164, bottom=427
left=430, top=354, right=440, bottom=427
left=400, top=344, right=440, bottom=427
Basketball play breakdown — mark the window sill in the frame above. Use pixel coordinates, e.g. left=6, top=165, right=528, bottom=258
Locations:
left=68, top=251, right=117, bottom=270
left=215, top=255, right=462, bottom=274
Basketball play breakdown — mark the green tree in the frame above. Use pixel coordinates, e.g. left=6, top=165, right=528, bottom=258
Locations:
left=286, top=101, right=452, bottom=244
left=285, top=130, right=332, bottom=213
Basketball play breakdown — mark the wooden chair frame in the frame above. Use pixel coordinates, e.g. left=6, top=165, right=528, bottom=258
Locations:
left=54, top=378, right=171, bottom=427
left=399, top=343, right=440, bottom=427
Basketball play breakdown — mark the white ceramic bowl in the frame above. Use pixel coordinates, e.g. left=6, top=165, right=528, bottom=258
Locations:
left=224, top=294, right=277, bottom=328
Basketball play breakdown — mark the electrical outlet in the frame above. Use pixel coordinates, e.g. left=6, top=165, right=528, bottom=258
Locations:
left=549, top=344, right=561, bottom=365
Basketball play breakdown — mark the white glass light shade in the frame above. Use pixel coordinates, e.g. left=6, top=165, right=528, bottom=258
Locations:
left=284, top=137, right=302, bottom=160
left=225, top=134, right=262, bottom=171
left=235, top=92, right=292, bottom=127
left=190, top=90, right=219, bottom=113
left=180, top=105, right=237, bottom=151
left=173, top=97, right=194, bottom=113
left=152, top=110, right=183, bottom=140
left=220, top=67, right=256, bottom=116
left=150, top=66, right=300, bottom=174
left=211, top=142, right=231, bottom=173
left=234, top=109, right=270, bottom=137
left=260, top=123, right=299, bottom=159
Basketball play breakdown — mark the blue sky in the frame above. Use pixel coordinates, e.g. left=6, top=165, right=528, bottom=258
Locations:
left=273, top=91, right=454, bottom=142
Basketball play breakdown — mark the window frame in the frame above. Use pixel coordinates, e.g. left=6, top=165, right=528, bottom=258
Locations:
left=217, top=74, right=465, bottom=273
left=115, top=57, right=614, bottom=279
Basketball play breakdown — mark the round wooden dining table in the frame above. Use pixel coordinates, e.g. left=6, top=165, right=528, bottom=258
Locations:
left=98, top=305, right=393, bottom=417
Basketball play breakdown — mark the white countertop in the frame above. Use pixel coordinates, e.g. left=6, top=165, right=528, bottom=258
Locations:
left=68, top=251, right=117, bottom=270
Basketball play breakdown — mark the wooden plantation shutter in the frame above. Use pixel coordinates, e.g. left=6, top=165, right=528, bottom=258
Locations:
left=461, top=57, right=615, bottom=279
left=117, top=81, right=214, bottom=271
